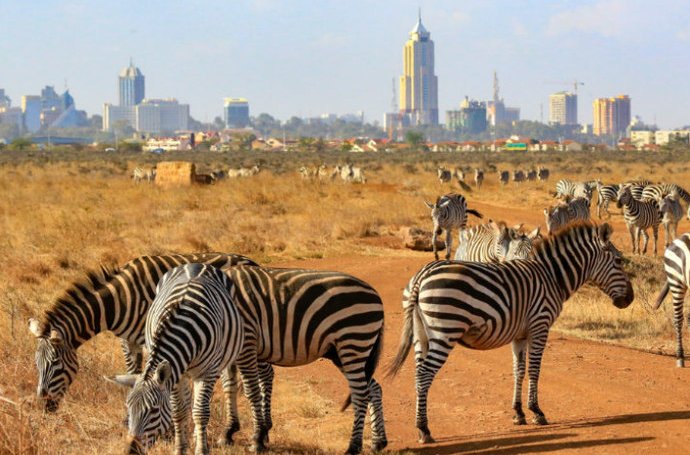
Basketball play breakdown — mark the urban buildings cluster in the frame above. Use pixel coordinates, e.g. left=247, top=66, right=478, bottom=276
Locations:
left=0, top=86, right=88, bottom=134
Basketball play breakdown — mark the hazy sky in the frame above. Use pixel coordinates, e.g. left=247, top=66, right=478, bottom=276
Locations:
left=2, top=0, right=689, bottom=128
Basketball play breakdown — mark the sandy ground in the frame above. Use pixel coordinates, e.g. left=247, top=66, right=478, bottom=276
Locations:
left=269, top=254, right=690, bottom=455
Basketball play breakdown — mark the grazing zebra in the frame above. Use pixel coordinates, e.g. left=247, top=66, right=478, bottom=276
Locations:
left=498, top=170, right=510, bottom=185
left=454, top=221, right=540, bottom=262
left=659, top=194, right=683, bottom=247
left=544, top=197, right=590, bottom=234
left=641, top=183, right=690, bottom=206
left=221, top=266, right=387, bottom=454
left=193, top=173, right=216, bottom=185
left=526, top=169, right=537, bottom=182
left=512, top=169, right=526, bottom=185
left=596, top=182, right=620, bottom=219
left=27, top=253, right=257, bottom=413
left=617, top=185, right=661, bottom=255
left=474, top=168, right=484, bottom=189
left=108, top=263, right=244, bottom=455
left=537, top=167, right=550, bottom=182
left=133, top=167, right=156, bottom=183
left=387, top=222, right=633, bottom=444
left=555, top=179, right=597, bottom=202
left=437, top=167, right=452, bottom=185
left=425, top=193, right=483, bottom=260
left=654, top=233, right=690, bottom=367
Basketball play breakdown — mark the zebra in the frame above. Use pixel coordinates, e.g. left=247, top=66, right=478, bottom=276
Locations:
left=454, top=167, right=465, bottom=182
left=299, top=166, right=314, bottom=180
left=228, top=165, right=261, bottom=178
left=387, top=222, right=633, bottom=444
left=107, top=263, right=244, bottom=455
left=596, top=182, right=620, bottom=219
left=526, top=169, right=537, bottom=182
left=617, top=185, right=661, bottom=255
left=454, top=221, right=541, bottom=262
left=133, top=167, right=156, bottom=183
left=437, top=167, right=452, bottom=185
left=27, top=253, right=257, bottom=413
left=193, top=173, right=216, bottom=185
left=220, top=266, right=387, bottom=454
left=512, top=169, right=526, bottom=185
left=537, top=167, right=550, bottom=182
left=474, top=168, right=484, bottom=190
left=654, top=233, right=690, bottom=367
left=350, top=165, right=367, bottom=183
left=498, top=170, right=510, bottom=185
left=659, top=193, right=683, bottom=247
left=425, top=193, right=483, bottom=260
left=641, top=183, right=690, bottom=206
left=555, top=179, right=597, bottom=202
left=544, top=197, right=590, bottom=234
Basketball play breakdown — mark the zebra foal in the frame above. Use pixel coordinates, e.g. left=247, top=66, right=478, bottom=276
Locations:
left=617, top=185, right=661, bottom=255
left=108, top=263, right=244, bottom=455
left=454, top=221, right=540, bottom=262
left=425, top=193, right=483, bottom=260
left=387, top=222, right=633, bottom=444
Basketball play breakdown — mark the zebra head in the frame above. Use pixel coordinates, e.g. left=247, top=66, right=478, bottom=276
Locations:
left=588, top=223, right=634, bottom=309
left=505, top=226, right=541, bottom=261
left=107, top=361, right=173, bottom=453
left=28, top=318, right=78, bottom=412
left=616, top=185, right=632, bottom=208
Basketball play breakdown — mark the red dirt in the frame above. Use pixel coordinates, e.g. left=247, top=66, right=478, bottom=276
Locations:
left=272, top=254, right=690, bottom=455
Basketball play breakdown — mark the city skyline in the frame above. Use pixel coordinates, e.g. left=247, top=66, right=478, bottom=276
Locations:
left=2, top=1, right=690, bottom=128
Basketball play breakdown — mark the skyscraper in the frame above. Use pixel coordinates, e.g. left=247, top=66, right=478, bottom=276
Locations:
left=399, top=10, right=438, bottom=126
left=549, top=92, right=578, bottom=125
left=224, top=98, right=250, bottom=128
left=119, top=60, right=145, bottom=107
left=593, top=95, right=631, bottom=137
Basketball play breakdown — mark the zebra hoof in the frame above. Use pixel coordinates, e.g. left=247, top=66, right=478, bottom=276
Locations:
left=677, top=358, right=685, bottom=368
left=532, top=414, right=548, bottom=426
left=513, top=415, right=527, bottom=425
left=345, top=443, right=362, bottom=454
left=371, top=439, right=388, bottom=452
left=418, top=431, right=435, bottom=444
left=221, top=423, right=240, bottom=445
left=250, top=442, right=268, bottom=453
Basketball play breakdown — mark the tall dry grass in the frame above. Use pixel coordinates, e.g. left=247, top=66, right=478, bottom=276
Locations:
left=1, top=151, right=689, bottom=453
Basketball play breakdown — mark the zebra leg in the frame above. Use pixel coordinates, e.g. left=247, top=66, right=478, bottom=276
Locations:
left=192, top=376, right=218, bottom=455
left=368, top=379, right=388, bottom=452
left=237, top=356, right=268, bottom=452
left=526, top=332, right=549, bottom=426
left=652, top=225, right=659, bottom=256
left=414, top=339, right=452, bottom=443
left=432, top=225, right=440, bottom=260
left=627, top=223, right=636, bottom=254
left=220, top=364, right=240, bottom=445
left=445, top=229, right=452, bottom=260
left=342, top=369, right=369, bottom=454
left=171, top=380, right=192, bottom=455
left=640, top=228, right=649, bottom=255
left=258, top=362, right=275, bottom=442
left=671, top=287, right=687, bottom=367
left=511, top=339, right=527, bottom=425
left=664, top=223, right=671, bottom=248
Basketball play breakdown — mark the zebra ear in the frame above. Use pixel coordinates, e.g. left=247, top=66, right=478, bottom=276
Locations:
left=49, top=330, right=64, bottom=344
left=512, top=223, right=524, bottom=232
left=598, top=223, right=613, bottom=243
left=529, top=227, right=541, bottom=240
left=28, top=318, right=45, bottom=337
left=104, top=374, right=138, bottom=388
left=424, top=200, right=434, bottom=209
left=155, top=361, right=172, bottom=385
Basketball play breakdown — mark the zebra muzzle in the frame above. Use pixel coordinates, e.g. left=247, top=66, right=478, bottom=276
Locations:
left=613, top=283, right=634, bottom=308
left=126, top=437, right=146, bottom=455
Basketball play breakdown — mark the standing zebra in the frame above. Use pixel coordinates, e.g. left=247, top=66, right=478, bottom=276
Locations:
left=107, top=264, right=244, bottom=455
left=425, top=193, right=483, bottom=260
left=27, top=253, right=257, bottom=413
left=387, top=222, right=633, bottom=443
left=437, top=167, right=452, bottom=185
left=133, top=166, right=156, bottom=183
left=596, top=182, right=620, bottom=219
left=544, top=197, right=590, bottom=234
left=555, top=179, right=597, bottom=202
left=498, top=170, right=510, bottom=186
left=659, top=193, right=683, bottom=247
left=221, top=266, right=387, bottom=454
left=642, top=183, right=690, bottom=206
left=454, top=168, right=465, bottom=182
left=454, top=221, right=540, bottom=262
left=654, top=233, right=690, bottom=367
left=537, top=167, right=550, bottom=182
left=512, top=169, right=526, bottom=185
left=474, top=168, right=484, bottom=190
left=526, top=169, right=537, bottom=182
left=617, top=185, right=661, bottom=255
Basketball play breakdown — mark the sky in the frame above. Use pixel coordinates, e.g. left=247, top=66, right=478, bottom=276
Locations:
left=2, top=0, right=689, bottom=128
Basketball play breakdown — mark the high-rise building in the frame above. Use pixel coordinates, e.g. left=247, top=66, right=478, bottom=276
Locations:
left=593, top=95, right=631, bottom=137
left=549, top=91, right=578, bottom=125
left=224, top=98, right=250, bottom=128
left=0, top=89, right=11, bottom=108
left=135, top=98, right=189, bottom=134
left=21, top=95, right=42, bottom=133
left=399, top=11, right=438, bottom=126
left=446, top=97, right=487, bottom=134
left=119, top=60, right=145, bottom=107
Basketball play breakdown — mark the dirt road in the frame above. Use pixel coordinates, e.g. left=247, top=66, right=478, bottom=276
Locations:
left=271, top=255, right=690, bottom=454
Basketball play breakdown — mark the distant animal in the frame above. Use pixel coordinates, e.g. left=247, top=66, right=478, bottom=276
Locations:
left=107, top=263, right=244, bottom=455
left=454, top=221, right=540, bottom=262
left=659, top=193, right=683, bottom=247
left=194, top=173, right=216, bottom=185
left=228, top=165, right=260, bottom=178
left=133, top=166, right=156, bottom=183
left=526, top=169, right=537, bottom=182
left=654, top=233, right=690, bottom=367
left=537, top=167, right=550, bottom=182
left=212, top=169, right=227, bottom=180
left=617, top=185, right=661, bottom=255
left=596, top=182, right=620, bottom=219
left=454, top=168, right=465, bottom=182
left=437, top=167, right=452, bottom=185
left=474, top=168, right=484, bottom=190
left=425, top=193, right=483, bottom=260
left=512, top=170, right=526, bottom=185
left=387, top=222, right=633, bottom=443
left=350, top=165, right=367, bottom=183
left=299, top=166, right=314, bottom=180
left=498, top=170, right=510, bottom=185
left=555, top=179, right=597, bottom=202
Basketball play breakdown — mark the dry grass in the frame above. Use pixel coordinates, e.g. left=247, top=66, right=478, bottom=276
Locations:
left=2, top=151, right=689, bottom=453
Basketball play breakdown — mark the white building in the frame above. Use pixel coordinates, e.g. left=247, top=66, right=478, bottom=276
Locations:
left=655, top=130, right=690, bottom=146
left=549, top=92, right=577, bottom=125
left=103, top=98, right=189, bottom=134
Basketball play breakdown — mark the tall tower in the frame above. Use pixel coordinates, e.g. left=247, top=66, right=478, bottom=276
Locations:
left=119, top=59, right=145, bottom=107
left=399, top=10, right=439, bottom=126
left=593, top=95, right=631, bottom=138
left=549, top=92, right=578, bottom=125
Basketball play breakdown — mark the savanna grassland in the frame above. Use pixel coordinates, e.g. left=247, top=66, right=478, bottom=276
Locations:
left=1, top=148, right=690, bottom=454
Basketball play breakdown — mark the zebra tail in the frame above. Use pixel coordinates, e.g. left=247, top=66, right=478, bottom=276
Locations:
left=467, top=209, right=483, bottom=219
left=340, top=322, right=384, bottom=412
left=653, top=282, right=670, bottom=310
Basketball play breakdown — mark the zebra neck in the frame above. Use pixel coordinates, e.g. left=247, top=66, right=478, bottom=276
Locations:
left=534, top=241, right=592, bottom=301
left=143, top=354, right=184, bottom=385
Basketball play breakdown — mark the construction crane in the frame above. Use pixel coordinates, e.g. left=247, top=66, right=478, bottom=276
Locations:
left=545, top=80, right=585, bottom=94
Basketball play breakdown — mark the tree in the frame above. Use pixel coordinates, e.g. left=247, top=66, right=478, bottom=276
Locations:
left=213, top=116, right=225, bottom=131
left=9, top=137, right=32, bottom=151
left=405, top=130, right=424, bottom=148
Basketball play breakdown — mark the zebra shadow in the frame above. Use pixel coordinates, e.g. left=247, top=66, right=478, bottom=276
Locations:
left=553, top=409, right=690, bottom=429
left=399, top=433, right=653, bottom=455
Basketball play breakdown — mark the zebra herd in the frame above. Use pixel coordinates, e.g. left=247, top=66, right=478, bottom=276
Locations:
left=437, top=167, right=484, bottom=189
left=498, top=166, right=550, bottom=186
left=300, top=163, right=367, bottom=183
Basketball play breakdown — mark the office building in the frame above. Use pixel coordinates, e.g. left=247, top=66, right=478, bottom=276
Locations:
left=21, top=95, right=42, bottom=133
left=549, top=92, right=578, bottom=125
left=0, top=89, right=11, bottom=108
left=119, top=60, right=145, bottom=106
left=446, top=97, right=487, bottom=134
left=593, top=95, right=631, bottom=137
left=224, top=98, right=250, bottom=128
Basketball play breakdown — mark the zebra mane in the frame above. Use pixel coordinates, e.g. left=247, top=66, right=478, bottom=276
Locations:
left=43, top=264, right=121, bottom=336
left=536, top=220, right=600, bottom=252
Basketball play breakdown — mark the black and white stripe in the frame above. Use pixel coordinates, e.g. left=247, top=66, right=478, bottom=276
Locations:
left=654, top=233, right=690, bottom=367
left=617, top=185, right=661, bottom=255
left=426, top=193, right=483, bottom=260
left=107, top=263, right=244, bottom=454
left=555, top=179, right=597, bottom=202
left=28, top=253, right=256, bottom=412
left=133, top=167, right=156, bottom=183
left=454, top=221, right=540, bottom=262
left=387, top=222, right=633, bottom=443
left=641, top=183, right=690, bottom=206
left=544, top=197, right=590, bottom=234
left=596, top=183, right=620, bottom=219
